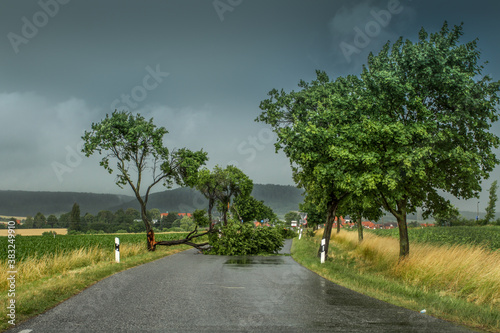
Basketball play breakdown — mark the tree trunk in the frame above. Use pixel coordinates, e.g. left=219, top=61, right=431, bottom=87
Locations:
left=139, top=203, right=157, bottom=252
left=222, top=208, right=227, bottom=226
left=147, top=229, right=156, bottom=251
left=317, top=200, right=337, bottom=259
left=396, top=212, right=409, bottom=258
left=208, top=200, right=214, bottom=231
left=357, top=215, right=363, bottom=243
left=378, top=193, right=410, bottom=258
left=155, top=226, right=211, bottom=251
left=336, top=214, right=341, bottom=234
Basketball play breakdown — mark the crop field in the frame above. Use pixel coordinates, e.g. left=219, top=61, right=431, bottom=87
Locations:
left=0, top=228, right=68, bottom=236
left=366, top=226, right=500, bottom=251
left=0, top=232, right=189, bottom=261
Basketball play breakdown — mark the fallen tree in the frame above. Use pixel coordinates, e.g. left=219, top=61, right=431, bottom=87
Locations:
left=82, top=110, right=209, bottom=251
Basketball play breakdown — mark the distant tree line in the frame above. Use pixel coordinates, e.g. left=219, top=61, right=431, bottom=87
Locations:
left=9, top=203, right=202, bottom=234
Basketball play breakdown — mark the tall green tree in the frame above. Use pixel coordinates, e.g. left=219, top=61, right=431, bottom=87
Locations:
left=258, top=22, right=500, bottom=258
left=69, top=203, right=81, bottom=231
left=232, top=195, right=277, bottom=224
left=484, top=180, right=498, bottom=224
left=213, top=165, right=253, bottom=226
left=33, top=212, right=46, bottom=228
left=258, top=72, right=360, bottom=259
left=82, top=110, right=208, bottom=250
left=23, top=216, right=34, bottom=228
left=47, top=214, right=58, bottom=228
left=359, top=22, right=499, bottom=256
left=195, top=168, right=220, bottom=229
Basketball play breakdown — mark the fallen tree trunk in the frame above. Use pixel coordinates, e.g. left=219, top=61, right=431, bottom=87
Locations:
left=151, top=226, right=212, bottom=251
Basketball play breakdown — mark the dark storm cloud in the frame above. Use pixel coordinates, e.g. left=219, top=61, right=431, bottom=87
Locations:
left=0, top=0, right=499, bottom=211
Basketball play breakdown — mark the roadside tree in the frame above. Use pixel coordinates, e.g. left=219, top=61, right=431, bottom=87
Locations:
left=69, top=203, right=81, bottom=232
left=484, top=180, right=498, bottom=224
left=212, top=165, right=253, bottom=226
left=360, top=22, right=499, bottom=256
left=82, top=111, right=208, bottom=251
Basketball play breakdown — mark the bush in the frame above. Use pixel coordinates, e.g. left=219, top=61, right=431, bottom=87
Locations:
left=207, top=221, right=284, bottom=255
left=280, top=228, right=298, bottom=239
left=168, top=227, right=184, bottom=232
left=115, top=230, right=128, bottom=234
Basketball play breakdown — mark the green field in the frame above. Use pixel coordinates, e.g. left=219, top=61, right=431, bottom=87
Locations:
left=0, top=232, right=189, bottom=261
left=366, top=226, right=500, bottom=251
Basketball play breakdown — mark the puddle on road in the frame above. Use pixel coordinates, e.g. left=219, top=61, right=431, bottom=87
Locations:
left=224, top=257, right=289, bottom=267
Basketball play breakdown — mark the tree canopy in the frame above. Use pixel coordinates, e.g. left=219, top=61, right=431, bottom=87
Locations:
left=82, top=110, right=208, bottom=250
left=258, top=22, right=500, bottom=257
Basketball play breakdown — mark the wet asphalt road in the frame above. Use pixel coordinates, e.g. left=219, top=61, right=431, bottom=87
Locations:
left=8, top=240, right=473, bottom=332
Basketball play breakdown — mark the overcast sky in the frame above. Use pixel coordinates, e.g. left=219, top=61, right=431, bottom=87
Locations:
left=1, top=0, right=499, bottom=212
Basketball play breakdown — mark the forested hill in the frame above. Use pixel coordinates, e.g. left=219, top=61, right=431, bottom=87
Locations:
left=0, top=184, right=304, bottom=217
left=110, top=184, right=305, bottom=217
left=0, top=190, right=133, bottom=216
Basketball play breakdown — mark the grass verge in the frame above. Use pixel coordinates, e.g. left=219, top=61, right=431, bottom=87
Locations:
left=0, top=243, right=191, bottom=332
left=291, top=231, right=499, bottom=333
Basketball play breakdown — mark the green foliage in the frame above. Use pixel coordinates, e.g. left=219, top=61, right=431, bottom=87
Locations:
left=284, top=211, right=301, bottom=224
left=179, top=215, right=195, bottom=231
left=33, top=212, right=46, bottom=228
left=192, top=209, right=209, bottom=227
left=207, top=221, right=284, bottom=255
left=280, top=228, right=298, bottom=239
left=433, top=204, right=460, bottom=227
left=232, top=195, right=277, bottom=223
left=81, top=110, right=208, bottom=235
left=46, top=215, right=58, bottom=228
left=258, top=22, right=500, bottom=258
left=69, top=203, right=81, bottom=231
left=485, top=180, right=498, bottom=224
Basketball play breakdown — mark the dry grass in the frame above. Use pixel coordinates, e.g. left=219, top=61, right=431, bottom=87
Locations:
left=332, top=230, right=500, bottom=307
left=0, top=228, right=68, bottom=236
left=0, top=242, right=144, bottom=291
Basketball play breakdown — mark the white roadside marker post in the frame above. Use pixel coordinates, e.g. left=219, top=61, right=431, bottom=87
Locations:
left=299, top=228, right=302, bottom=240
left=115, top=237, right=120, bottom=263
left=320, top=238, right=325, bottom=264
